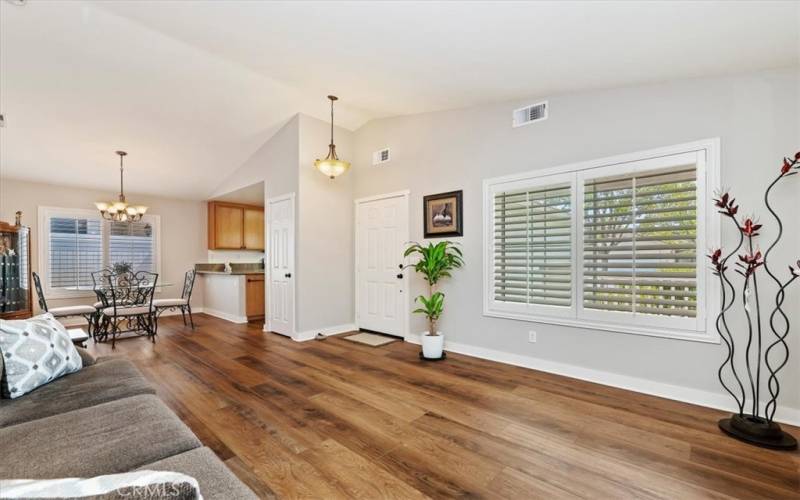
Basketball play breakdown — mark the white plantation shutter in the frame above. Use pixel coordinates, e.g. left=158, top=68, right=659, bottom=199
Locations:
left=40, top=208, right=160, bottom=296
left=582, top=164, right=698, bottom=319
left=492, top=176, right=574, bottom=314
left=48, top=217, right=104, bottom=288
left=109, top=221, right=155, bottom=273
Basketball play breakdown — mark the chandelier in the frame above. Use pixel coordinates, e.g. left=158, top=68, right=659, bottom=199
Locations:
left=314, top=95, right=350, bottom=179
left=94, top=151, right=148, bottom=222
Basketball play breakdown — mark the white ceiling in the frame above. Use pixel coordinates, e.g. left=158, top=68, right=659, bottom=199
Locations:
left=1, top=1, right=798, bottom=199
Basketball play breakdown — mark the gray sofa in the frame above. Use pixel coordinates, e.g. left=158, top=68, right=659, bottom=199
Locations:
left=0, top=356, right=256, bottom=499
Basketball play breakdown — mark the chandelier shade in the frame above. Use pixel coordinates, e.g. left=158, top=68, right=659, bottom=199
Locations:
left=95, top=151, right=148, bottom=222
left=314, top=95, right=351, bottom=179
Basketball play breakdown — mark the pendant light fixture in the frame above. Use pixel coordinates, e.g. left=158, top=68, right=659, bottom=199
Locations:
left=314, top=95, right=350, bottom=179
left=94, top=151, right=148, bottom=222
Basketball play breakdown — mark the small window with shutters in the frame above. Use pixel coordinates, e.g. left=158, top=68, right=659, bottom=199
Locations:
left=38, top=207, right=161, bottom=298
left=488, top=172, right=576, bottom=319
left=484, top=141, right=716, bottom=341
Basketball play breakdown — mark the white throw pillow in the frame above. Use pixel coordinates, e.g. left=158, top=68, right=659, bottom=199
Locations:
left=0, top=470, right=202, bottom=499
left=0, top=313, right=82, bottom=399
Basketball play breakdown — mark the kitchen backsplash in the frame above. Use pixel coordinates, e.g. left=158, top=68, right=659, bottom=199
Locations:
left=207, top=250, right=265, bottom=263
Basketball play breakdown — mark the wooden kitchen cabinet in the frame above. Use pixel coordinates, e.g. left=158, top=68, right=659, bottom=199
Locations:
left=245, top=274, right=265, bottom=321
left=243, top=208, right=265, bottom=250
left=208, top=201, right=265, bottom=250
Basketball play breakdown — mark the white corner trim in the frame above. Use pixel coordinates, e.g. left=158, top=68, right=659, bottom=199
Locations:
left=293, top=323, right=357, bottom=342
left=202, top=308, right=247, bottom=324
left=404, top=334, right=800, bottom=427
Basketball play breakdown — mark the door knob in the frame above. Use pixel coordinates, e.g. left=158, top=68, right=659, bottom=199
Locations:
left=285, top=273, right=292, bottom=278
left=396, top=273, right=403, bottom=279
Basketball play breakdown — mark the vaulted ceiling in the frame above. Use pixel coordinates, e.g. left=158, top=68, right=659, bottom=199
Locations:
left=1, top=1, right=797, bottom=199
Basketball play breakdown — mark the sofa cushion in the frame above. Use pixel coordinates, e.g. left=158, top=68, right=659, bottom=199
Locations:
left=138, top=447, right=257, bottom=500
left=0, top=313, right=82, bottom=398
left=0, top=394, right=201, bottom=479
left=0, top=357, right=155, bottom=427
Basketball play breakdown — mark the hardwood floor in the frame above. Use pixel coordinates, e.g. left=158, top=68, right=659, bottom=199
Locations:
left=88, top=314, right=800, bottom=499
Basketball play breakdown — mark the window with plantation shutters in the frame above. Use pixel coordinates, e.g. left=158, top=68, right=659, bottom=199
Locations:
left=109, top=221, right=155, bottom=274
left=48, top=217, right=104, bottom=289
left=39, top=207, right=161, bottom=298
left=494, top=180, right=573, bottom=311
left=581, top=164, right=698, bottom=321
left=484, top=141, right=716, bottom=341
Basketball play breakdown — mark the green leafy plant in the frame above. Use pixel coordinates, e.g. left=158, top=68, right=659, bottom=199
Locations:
left=404, top=241, right=463, bottom=336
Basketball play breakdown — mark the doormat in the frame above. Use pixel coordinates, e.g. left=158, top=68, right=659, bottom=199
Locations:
left=343, top=332, right=399, bottom=347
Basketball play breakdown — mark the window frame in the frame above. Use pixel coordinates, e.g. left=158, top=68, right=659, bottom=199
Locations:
left=38, top=206, right=162, bottom=300
left=482, top=139, right=720, bottom=343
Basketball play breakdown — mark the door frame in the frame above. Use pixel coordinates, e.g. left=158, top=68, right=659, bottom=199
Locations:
left=354, top=190, right=411, bottom=339
left=265, top=192, right=296, bottom=337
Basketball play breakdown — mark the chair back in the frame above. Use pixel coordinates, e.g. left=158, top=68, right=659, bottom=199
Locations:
left=95, top=270, right=159, bottom=314
left=91, top=269, right=113, bottom=307
left=31, top=272, right=48, bottom=312
left=181, top=269, right=196, bottom=303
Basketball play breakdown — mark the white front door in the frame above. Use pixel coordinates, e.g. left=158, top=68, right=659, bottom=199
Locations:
left=356, top=192, right=409, bottom=337
left=267, top=193, right=295, bottom=337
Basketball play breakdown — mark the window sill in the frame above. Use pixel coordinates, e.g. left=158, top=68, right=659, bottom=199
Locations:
left=483, top=309, right=719, bottom=344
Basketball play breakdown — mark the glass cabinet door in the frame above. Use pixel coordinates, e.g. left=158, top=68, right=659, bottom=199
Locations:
left=0, top=225, right=32, bottom=318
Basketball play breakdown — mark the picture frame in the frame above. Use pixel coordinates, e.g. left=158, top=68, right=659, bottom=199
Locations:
left=423, top=190, right=463, bottom=238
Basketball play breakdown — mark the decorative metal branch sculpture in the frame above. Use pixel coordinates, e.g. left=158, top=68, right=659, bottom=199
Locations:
left=709, top=151, right=800, bottom=450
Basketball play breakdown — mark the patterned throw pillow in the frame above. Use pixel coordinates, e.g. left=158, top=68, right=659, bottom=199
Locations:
left=0, top=313, right=83, bottom=399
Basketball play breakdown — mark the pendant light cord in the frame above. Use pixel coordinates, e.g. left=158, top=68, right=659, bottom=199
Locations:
left=330, top=97, right=335, bottom=146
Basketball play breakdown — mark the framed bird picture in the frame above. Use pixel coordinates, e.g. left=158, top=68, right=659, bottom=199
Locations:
left=423, top=190, right=463, bottom=238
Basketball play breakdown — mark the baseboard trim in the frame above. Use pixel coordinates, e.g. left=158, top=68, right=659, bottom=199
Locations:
left=404, top=333, right=800, bottom=427
left=293, top=323, right=357, bottom=342
left=201, top=308, right=247, bottom=324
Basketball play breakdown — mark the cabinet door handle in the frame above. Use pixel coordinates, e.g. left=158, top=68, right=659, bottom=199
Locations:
left=285, top=273, right=292, bottom=278
left=396, top=273, right=403, bottom=279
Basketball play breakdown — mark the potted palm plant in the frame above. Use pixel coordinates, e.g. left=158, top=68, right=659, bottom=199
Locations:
left=403, top=241, right=463, bottom=359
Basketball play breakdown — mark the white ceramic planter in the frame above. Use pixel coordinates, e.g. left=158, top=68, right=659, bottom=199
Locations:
left=421, top=331, right=444, bottom=359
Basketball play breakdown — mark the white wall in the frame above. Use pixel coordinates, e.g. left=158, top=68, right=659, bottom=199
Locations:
left=296, top=114, right=355, bottom=333
left=352, top=68, right=800, bottom=421
left=0, top=178, right=208, bottom=311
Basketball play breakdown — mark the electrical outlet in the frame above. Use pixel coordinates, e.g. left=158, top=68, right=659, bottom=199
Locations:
left=528, top=330, right=537, bottom=343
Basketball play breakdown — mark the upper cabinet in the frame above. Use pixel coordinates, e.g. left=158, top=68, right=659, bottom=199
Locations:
left=208, top=201, right=265, bottom=250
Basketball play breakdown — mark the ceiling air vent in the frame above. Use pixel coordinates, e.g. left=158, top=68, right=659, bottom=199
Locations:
left=512, top=101, right=548, bottom=128
left=372, top=148, right=391, bottom=166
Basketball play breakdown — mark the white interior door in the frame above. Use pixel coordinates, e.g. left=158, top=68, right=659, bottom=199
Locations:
left=356, top=192, right=409, bottom=337
left=267, top=193, right=295, bottom=337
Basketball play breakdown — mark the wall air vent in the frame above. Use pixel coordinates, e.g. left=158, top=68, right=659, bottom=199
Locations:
left=512, top=101, right=548, bottom=128
left=372, top=148, right=391, bottom=166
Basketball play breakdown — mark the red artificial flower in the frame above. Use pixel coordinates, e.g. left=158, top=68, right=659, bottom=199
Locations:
left=708, top=248, right=722, bottom=265
left=708, top=248, right=726, bottom=274
left=741, top=218, right=762, bottom=237
left=737, top=251, right=764, bottom=277
left=713, top=191, right=739, bottom=218
left=795, top=152, right=800, bottom=160
left=782, top=159, right=792, bottom=175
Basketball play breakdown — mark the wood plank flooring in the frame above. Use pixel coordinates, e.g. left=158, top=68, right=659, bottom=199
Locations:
left=88, top=314, right=800, bottom=499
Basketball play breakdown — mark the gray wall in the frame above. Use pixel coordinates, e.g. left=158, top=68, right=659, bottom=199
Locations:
left=212, top=116, right=300, bottom=201
left=212, top=113, right=356, bottom=335
left=352, top=68, right=800, bottom=418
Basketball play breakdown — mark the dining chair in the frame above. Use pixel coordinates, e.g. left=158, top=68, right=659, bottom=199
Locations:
left=31, top=272, right=95, bottom=335
left=95, top=270, right=159, bottom=348
left=153, top=269, right=196, bottom=330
